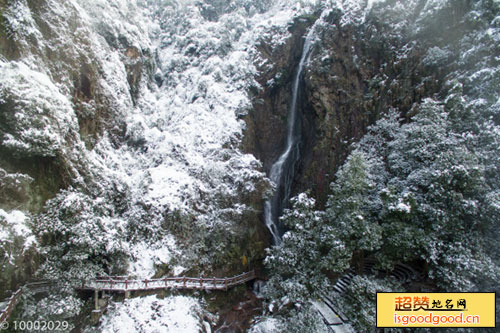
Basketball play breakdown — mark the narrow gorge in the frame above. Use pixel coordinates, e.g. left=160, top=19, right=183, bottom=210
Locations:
left=263, top=21, right=317, bottom=245
left=1, top=0, right=499, bottom=332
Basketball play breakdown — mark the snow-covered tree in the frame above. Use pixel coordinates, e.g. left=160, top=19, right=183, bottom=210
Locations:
left=35, top=190, right=129, bottom=282
left=383, top=97, right=499, bottom=290
left=325, top=151, right=383, bottom=273
left=264, top=193, right=347, bottom=303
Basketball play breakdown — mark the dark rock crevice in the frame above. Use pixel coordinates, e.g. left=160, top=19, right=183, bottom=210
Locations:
left=242, top=16, right=315, bottom=172
left=242, top=16, right=319, bottom=243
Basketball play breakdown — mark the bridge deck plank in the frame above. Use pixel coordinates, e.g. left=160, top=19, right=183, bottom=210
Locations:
left=1, top=271, right=256, bottom=324
left=80, top=270, right=256, bottom=292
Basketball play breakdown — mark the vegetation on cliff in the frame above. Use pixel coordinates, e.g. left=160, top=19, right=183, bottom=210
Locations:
left=265, top=0, right=500, bottom=331
left=1, top=0, right=499, bottom=331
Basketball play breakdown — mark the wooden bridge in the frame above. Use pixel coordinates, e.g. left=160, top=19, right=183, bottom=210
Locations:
left=1, top=270, right=256, bottom=323
left=81, top=270, right=256, bottom=292
left=0, top=289, right=22, bottom=324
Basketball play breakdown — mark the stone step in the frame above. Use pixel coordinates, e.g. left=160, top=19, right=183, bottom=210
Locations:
left=312, top=300, right=343, bottom=325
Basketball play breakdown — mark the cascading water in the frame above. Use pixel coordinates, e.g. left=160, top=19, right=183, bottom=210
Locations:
left=264, top=26, right=317, bottom=245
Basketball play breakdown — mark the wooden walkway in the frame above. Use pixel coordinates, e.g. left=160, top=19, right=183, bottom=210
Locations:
left=0, top=289, right=22, bottom=324
left=80, top=270, right=256, bottom=292
left=1, top=270, right=256, bottom=323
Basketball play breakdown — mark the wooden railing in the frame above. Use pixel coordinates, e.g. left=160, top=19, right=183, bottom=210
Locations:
left=0, top=289, right=22, bottom=323
left=26, top=280, right=57, bottom=293
left=0, top=270, right=256, bottom=323
left=81, top=270, right=256, bottom=292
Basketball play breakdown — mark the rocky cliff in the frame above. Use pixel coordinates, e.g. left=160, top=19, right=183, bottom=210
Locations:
left=1, top=0, right=498, bottom=331
left=245, top=1, right=480, bottom=209
left=0, top=1, right=296, bottom=325
left=0, top=0, right=151, bottom=296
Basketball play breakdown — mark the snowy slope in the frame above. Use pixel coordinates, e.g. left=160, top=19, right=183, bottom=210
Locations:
left=8, top=0, right=488, bottom=330
left=84, top=0, right=329, bottom=274
left=0, top=0, right=328, bottom=329
left=98, top=295, right=206, bottom=333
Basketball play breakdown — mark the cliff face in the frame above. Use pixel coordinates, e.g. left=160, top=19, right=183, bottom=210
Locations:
left=242, top=1, right=488, bottom=217
left=245, top=2, right=463, bottom=207
left=301, top=1, right=481, bottom=206
left=242, top=15, right=313, bottom=171
left=0, top=0, right=150, bottom=294
left=0, top=0, right=149, bottom=213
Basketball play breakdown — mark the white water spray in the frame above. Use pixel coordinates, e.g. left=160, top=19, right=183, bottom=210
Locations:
left=264, top=27, right=316, bottom=245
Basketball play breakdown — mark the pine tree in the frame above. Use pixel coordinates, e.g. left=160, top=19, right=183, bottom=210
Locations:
left=325, top=151, right=383, bottom=274
left=264, top=193, right=350, bottom=303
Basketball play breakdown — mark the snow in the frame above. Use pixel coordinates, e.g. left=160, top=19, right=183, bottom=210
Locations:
left=0, top=210, right=27, bottom=237
left=421, top=0, right=448, bottom=14
left=71, top=0, right=309, bottom=246
left=249, top=317, right=282, bottom=333
left=99, top=295, right=204, bottom=333
left=395, top=202, right=411, bottom=213
left=0, top=209, right=36, bottom=249
left=0, top=209, right=36, bottom=270
left=367, top=0, right=385, bottom=11
left=146, top=165, right=196, bottom=211
left=1, top=0, right=43, bottom=45
left=128, top=237, right=183, bottom=279
left=0, top=61, right=77, bottom=157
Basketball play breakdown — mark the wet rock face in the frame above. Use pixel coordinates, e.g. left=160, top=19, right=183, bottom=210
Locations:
left=241, top=17, right=319, bottom=240
left=300, top=22, right=376, bottom=205
left=242, top=15, right=374, bottom=205
left=246, top=8, right=450, bottom=208
left=242, top=17, right=313, bottom=172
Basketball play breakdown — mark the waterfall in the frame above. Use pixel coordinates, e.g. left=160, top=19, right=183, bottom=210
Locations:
left=264, top=27, right=316, bottom=245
